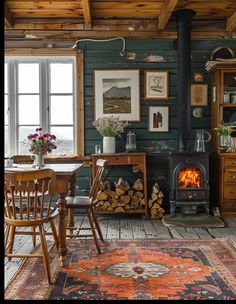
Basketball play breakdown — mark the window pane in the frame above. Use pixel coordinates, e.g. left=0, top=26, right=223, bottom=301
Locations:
left=50, top=63, right=73, bottom=93
left=5, top=126, right=9, bottom=157
left=18, top=63, right=39, bottom=93
left=5, top=63, right=8, bottom=93
left=19, top=126, right=39, bottom=154
left=5, top=95, right=8, bottom=125
left=50, top=96, right=73, bottom=124
left=18, top=95, right=40, bottom=124
left=50, top=127, right=73, bottom=154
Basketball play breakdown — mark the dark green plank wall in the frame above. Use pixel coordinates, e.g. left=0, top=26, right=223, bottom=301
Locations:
left=76, top=39, right=236, bottom=201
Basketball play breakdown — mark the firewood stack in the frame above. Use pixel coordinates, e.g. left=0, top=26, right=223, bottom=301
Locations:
left=148, top=182, right=165, bottom=219
left=95, top=177, right=146, bottom=212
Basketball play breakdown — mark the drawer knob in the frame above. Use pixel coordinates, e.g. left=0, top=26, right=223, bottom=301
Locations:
left=230, top=190, right=235, bottom=194
left=230, top=175, right=236, bottom=179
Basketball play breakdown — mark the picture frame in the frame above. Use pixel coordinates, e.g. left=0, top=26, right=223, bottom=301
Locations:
left=144, top=70, right=169, bottom=100
left=94, top=69, right=140, bottom=121
left=148, top=106, right=169, bottom=132
left=193, top=72, right=204, bottom=82
left=191, top=84, right=208, bottom=106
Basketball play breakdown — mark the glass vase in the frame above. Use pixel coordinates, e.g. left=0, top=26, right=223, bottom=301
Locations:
left=33, top=154, right=45, bottom=168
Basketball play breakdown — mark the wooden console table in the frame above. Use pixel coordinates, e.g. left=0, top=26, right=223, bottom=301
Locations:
left=91, top=152, right=148, bottom=217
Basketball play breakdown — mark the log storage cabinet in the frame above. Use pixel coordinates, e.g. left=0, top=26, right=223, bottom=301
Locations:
left=91, top=153, right=148, bottom=217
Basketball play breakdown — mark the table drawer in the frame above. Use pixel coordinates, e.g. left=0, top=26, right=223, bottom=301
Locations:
left=106, top=155, right=129, bottom=165
left=224, top=171, right=236, bottom=183
left=224, top=186, right=236, bottom=200
left=224, top=158, right=236, bottom=167
left=223, top=201, right=236, bottom=210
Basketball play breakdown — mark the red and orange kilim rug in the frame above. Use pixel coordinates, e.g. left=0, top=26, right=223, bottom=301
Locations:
left=5, top=239, right=236, bottom=300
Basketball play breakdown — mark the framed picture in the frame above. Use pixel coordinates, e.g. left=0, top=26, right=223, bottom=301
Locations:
left=94, top=69, right=140, bottom=121
left=193, top=72, right=204, bottom=82
left=191, top=84, right=208, bottom=106
left=144, top=70, right=169, bottom=100
left=148, top=106, right=169, bottom=132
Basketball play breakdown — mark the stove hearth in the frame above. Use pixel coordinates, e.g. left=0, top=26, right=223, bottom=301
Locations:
left=167, top=152, right=210, bottom=217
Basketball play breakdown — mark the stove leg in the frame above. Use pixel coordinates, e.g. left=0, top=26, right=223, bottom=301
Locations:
left=170, top=201, right=176, bottom=217
left=205, top=205, right=209, bottom=215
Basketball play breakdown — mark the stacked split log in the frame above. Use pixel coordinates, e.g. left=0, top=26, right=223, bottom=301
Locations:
left=95, top=177, right=146, bottom=212
left=148, top=182, right=165, bottom=219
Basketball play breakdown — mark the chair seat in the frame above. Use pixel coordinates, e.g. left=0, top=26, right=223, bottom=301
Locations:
left=66, top=196, right=93, bottom=208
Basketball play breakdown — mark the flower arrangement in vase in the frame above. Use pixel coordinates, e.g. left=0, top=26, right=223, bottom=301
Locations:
left=22, top=128, right=59, bottom=167
left=214, top=122, right=233, bottom=152
left=92, top=116, right=129, bottom=153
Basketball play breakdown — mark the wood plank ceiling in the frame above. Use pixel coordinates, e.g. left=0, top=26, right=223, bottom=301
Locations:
left=4, top=0, right=236, bottom=48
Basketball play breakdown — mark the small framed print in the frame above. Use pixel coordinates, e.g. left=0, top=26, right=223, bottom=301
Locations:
left=148, top=106, right=169, bottom=132
left=191, top=84, right=208, bottom=106
left=144, top=70, right=169, bottom=100
left=193, top=72, right=204, bottom=82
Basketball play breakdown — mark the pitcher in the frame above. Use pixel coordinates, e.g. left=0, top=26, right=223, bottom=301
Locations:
left=194, top=129, right=211, bottom=152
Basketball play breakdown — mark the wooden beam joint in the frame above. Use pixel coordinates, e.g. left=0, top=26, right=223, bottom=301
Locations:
left=81, top=0, right=93, bottom=29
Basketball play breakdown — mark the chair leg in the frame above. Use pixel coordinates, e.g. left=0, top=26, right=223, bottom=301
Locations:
left=32, top=226, right=36, bottom=247
left=86, top=209, right=101, bottom=254
left=4, top=224, right=11, bottom=250
left=49, top=220, right=59, bottom=252
left=39, top=224, right=52, bottom=284
left=91, top=207, right=104, bottom=241
left=8, top=226, right=16, bottom=261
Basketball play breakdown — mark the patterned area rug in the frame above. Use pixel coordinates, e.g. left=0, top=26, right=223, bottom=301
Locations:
left=5, top=239, right=236, bottom=300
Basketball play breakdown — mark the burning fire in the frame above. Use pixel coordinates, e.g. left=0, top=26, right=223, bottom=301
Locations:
left=178, top=167, right=201, bottom=189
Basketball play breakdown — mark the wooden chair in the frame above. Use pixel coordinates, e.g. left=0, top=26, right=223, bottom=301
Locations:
left=9, top=155, right=42, bottom=246
left=4, top=168, right=59, bottom=284
left=66, top=159, right=108, bottom=254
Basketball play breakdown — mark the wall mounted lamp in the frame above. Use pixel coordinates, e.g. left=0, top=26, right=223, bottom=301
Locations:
left=72, top=37, right=126, bottom=56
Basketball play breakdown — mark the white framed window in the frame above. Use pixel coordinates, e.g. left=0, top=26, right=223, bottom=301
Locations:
left=4, top=56, right=77, bottom=157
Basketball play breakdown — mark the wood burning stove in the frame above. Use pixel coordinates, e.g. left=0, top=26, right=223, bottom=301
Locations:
left=168, top=152, right=210, bottom=217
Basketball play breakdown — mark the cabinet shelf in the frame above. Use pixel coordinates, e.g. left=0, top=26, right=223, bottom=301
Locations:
left=222, top=104, right=236, bottom=107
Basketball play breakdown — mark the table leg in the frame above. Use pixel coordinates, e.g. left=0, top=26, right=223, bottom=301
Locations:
left=67, top=174, right=76, bottom=238
left=57, top=193, right=68, bottom=267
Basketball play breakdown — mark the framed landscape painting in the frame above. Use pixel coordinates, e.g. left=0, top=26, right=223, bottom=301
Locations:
left=148, top=106, right=169, bottom=132
left=144, top=70, right=169, bottom=100
left=94, top=69, right=140, bottom=121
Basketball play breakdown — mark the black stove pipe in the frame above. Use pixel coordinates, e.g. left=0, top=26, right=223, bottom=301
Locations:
left=173, top=9, right=195, bottom=151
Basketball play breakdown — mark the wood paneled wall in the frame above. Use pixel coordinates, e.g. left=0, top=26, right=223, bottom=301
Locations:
left=75, top=38, right=236, bottom=203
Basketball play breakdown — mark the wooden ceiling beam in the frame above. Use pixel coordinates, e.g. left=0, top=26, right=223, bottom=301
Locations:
left=5, top=29, right=234, bottom=43
left=158, top=0, right=179, bottom=30
left=4, top=3, right=14, bottom=28
left=81, top=0, right=92, bottom=29
left=226, top=11, right=236, bottom=32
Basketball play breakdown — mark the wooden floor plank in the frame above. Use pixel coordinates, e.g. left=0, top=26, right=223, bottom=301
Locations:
left=151, top=220, right=172, bottom=239
left=131, top=219, right=147, bottom=239
left=106, top=218, right=120, bottom=239
left=119, top=218, right=133, bottom=239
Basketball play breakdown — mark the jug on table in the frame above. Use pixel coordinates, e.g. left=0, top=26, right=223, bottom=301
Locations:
left=194, top=129, right=211, bottom=152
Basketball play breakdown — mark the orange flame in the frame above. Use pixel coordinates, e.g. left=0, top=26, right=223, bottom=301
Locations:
left=178, top=167, right=201, bottom=189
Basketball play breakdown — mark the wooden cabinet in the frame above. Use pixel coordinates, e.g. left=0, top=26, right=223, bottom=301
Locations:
left=91, top=152, right=148, bottom=217
left=209, top=63, right=236, bottom=217
left=219, top=154, right=236, bottom=217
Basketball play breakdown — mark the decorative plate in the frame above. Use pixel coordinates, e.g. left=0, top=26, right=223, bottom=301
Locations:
left=193, top=107, right=203, bottom=118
